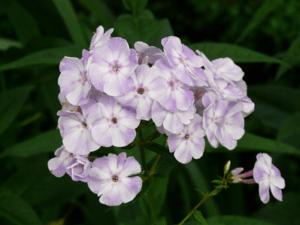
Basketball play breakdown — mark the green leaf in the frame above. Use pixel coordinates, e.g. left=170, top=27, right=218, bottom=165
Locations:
left=78, top=0, right=115, bottom=29
left=157, top=217, right=167, bottom=225
left=52, top=0, right=87, bottom=47
left=276, top=112, right=300, bottom=148
left=207, top=215, right=277, bottom=225
left=23, top=174, right=88, bottom=207
left=188, top=42, right=290, bottom=67
left=147, top=18, right=174, bottom=48
left=114, top=14, right=138, bottom=46
left=211, top=180, right=222, bottom=184
left=144, top=142, right=169, bottom=155
left=277, top=112, right=300, bottom=141
left=0, top=37, right=22, bottom=51
left=248, top=85, right=300, bottom=129
left=114, top=13, right=160, bottom=47
left=194, top=210, right=208, bottom=225
left=235, top=0, right=281, bottom=44
left=148, top=154, right=178, bottom=215
left=0, top=129, right=61, bottom=158
left=210, top=188, right=222, bottom=196
left=2, top=159, right=47, bottom=196
left=205, top=132, right=300, bottom=156
left=0, top=85, right=34, bottom=136
left=6, top=0, right=41, bottom=44
left=0, top=187, right=43, bottom=225
left=275, top=33, right=300, bottom=80
left=252, top=191, right=300, bottom=225
left=0, top=46, right=82, bottom=72
left=185, top=161, right=220, bottom=217
left=122, top=0, right=148, bottom=14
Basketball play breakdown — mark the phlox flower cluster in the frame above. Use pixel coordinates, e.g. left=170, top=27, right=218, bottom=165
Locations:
left=48, top=25, right=255, bottom=206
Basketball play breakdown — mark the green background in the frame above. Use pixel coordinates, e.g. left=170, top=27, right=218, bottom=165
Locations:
left=0, top=0, right=299, bottom=224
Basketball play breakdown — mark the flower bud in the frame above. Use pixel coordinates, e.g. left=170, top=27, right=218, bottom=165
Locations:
left=223, top=160, right=231, bottom=176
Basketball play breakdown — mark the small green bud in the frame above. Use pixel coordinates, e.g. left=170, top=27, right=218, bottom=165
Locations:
left=223, top=160, right=231, bottom=176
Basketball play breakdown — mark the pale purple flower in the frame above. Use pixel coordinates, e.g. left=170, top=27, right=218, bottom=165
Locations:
left=152, top=101, right=195, bottom=134
left=58, top=49, right=92, bottom=106
left=234, top=80, right=255, bottom=117
left=204, top=69, right=244, bottom=101
left=48, top=146, right=74, bottom=177
left=66, top=155, right=92, bottom=182
left=91, top=96, right=140, bottom=147
left=89, top=26, right=114, bottom=51
left=134, top=41, right=163, bottom=65
left=90, top=37, right=138, bottom=97
left=58, top=99, right=101, bottom=155
left=88, top=152, right=142, bottom=206
left=116, top=64, right=167, bottom=120
left=58, top=92, right=78, bottom=113
left=189, top=86, right=207, bottom=116
left=254, top=153, right=285, bottom=204
left=89, top=85, right=106, bottom=102
left=162, top=36, right=207, bottom=86
left=153, top=59, right=194, bottom=112
left=198, top=50, right=244, bottom=84
left=156, top=125, right=172, bottom=136
left=168, top=114, right=205, bottom=164
left=202, top=92, right=245, bottom=150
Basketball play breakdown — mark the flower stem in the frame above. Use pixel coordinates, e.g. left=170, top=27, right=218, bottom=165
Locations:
left=137, top=123, right=157, bottom=224
left=148, top=178, right=157, bottom=225
left=138, top=124, right=149, bottom=177
left=144, top=130, right=160, bottom=142
left=178, top=187, right=218, bottom=225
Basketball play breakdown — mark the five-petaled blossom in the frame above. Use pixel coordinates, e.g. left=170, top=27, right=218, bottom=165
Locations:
left=88, top=152, right=142, bottom=206
left=253, top=153, right=285, bottom=204
left=91, top=96, right=140, bottom=147
left=58, top=99, right=101, bottom=155
left=90, top=37, right=138, bottom=97
left=168, top=114, right=206, bottom=164
left=58, top=49, right=92, bottom=106
left=48, top=146, right=74, bottom=177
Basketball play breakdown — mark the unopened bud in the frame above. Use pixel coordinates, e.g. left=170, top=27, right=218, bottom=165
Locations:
left=223, top=160, right=231, bottom=176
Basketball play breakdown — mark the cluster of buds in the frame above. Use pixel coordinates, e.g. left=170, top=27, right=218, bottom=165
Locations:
left=48, top=24, right=255, bottom=206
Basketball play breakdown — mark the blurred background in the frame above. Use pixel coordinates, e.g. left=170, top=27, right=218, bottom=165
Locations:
left=0, top=0, right=300, bottom=224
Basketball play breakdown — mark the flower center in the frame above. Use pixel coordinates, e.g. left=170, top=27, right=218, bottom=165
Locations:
left=184, top=134, right=190, bottom=140
left=137, top=87, right=145, bottom=95
left=169, top=81, right=175, bottom=88
left=112, top=64, right=119, bottom=72
left=82, top=121, right=87, bottom=128
left=112, top=175, right=119, bottom=182
left=111, top=117, right=118, bottom=124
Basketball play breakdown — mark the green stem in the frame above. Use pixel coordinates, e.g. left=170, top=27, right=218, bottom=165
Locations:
left=137, top=123, right=156, bottom=224
left=178, top=188, right=218, bottom=225
left=148, top=178, right=157, bottom=225
left=138, top=124, right=149, bottom=177
left=144, top=130, right=160, bottom=143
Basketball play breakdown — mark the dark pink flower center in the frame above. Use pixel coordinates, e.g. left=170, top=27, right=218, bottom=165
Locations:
left=111, top=117, right=118, bottom=124
left=112, top=175, right=119, bottom=182
left=137, top=87, right=145, bottom=95
left=112, top=63, right=119, bottom=72
left=184, top=134, right=190, bottom=140
left=82, top=121, right=87, bottom=128
left=169, top=81, right=175, bottom=88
